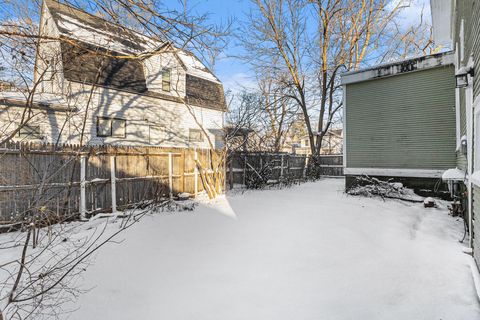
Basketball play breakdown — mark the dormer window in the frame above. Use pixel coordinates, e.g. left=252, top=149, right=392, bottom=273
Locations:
left=162, top=68, right=171, bottom=92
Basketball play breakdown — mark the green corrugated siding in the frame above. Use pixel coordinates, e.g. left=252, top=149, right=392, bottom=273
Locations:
left=471, top=2, right=480, bottom=99
left=346, top=66, right=456, bottom=169
left=464, top=0, right=480, bottom=269
left=455, top=1, right=480, bottom=100
left=460, top=89, right=466, bottom=136
left=473, top=186, right=480, bottom=268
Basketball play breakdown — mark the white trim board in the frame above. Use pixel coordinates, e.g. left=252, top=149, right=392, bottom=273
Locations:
left=344, top=168, right=445, bottom=178
left=341, top=52, right=454, bottom=85
left=342, top=84, right=347, bottom=168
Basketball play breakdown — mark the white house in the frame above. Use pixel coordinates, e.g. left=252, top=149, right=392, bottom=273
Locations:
left=0, top=0, right=226, bottom=149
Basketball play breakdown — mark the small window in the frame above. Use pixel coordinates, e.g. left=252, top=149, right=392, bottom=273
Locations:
left=111, top=119, right=126, bottom=138
left=189, top=129, right=203, bottom=142
left=97, top=117, right=126, bottom=138
left=18, top=124, right=42, bottom=139
left=162, top=68, right=171, bottom=92
left=97, top=117, right=112, bottom=137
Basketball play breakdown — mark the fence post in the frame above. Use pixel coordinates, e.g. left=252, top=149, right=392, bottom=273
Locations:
left=168, top=152, right=173, bottom=199
left=229, top=155, right=234, bottom=190
left=280, top=154, right=284, bottom=178
left=303, top=156, right=308, bottom=179
left=194, top=148, right=198, bottom=197
left=80, top=155, right=86, bottom=220
left=181, top=149, right=186, bottom=193
left=243, top=154, right=247, bottom=186
left=110, top=156, right=117, bottom=214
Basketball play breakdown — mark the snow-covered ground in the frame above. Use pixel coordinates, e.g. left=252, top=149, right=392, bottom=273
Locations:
left=66, top=178, right=479, bottom=320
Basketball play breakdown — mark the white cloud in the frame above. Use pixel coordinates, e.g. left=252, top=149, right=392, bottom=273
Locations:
left=388, top=0, right=432, bottom=29
left=221, top=72, right=257, bottom=95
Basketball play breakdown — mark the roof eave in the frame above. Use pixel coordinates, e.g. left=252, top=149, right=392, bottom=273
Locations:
left=341, top=51, right=455, bottom=85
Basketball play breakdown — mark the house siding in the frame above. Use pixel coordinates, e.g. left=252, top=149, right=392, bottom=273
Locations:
left=472, top=0, right=480, bottom=270
left=474, top=186, right=480, bottom=269
left=454, top=0, right=480, bottom=269
left=345, top=65, right=456, bottom=170
left=67, top=82, right=224, bottom=149
left=457, top=1, right=480, bottom=99
left=469, top=4, right=480, bottom=99
left=2, top=81, right=224, bottom=149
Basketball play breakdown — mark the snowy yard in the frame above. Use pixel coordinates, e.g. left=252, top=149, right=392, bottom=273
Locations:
left=66, top=178, right=480, bottom=320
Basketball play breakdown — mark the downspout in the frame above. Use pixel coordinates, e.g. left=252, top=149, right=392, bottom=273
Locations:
left=466, top=58, right=474, bottom=248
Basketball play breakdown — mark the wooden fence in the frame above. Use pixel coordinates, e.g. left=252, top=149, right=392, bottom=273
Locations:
left=0, top=141, right=221, bottom=222
left=227, top=152, right=306, bottom=189
left=316, top=154, right=344, bottom=177
left=226, top=152, right=343, bottom=189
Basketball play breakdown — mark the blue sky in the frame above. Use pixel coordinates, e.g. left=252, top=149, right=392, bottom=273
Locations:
left=178, top=0, right=256, bottom=92
left=177, top=0, right=432, bottom=93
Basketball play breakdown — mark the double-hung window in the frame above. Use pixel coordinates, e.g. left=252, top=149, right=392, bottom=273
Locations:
left=162, top=68, right=171, bottom=92
left=97, top=117, right=126, bottom=138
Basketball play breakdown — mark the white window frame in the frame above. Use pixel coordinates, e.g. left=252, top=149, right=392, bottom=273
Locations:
left=189, top=129, right=204, bottom=142
left=96, top=117, right=126, bottom=138
left=473, top=98, right=480, bottom=176
left=460, top=19, right=465, bottom=63
left=162, top=68, right=171, bottom=92
left=18, top=124, right=42, bottom=139
left=454, top=43, right=461, bottom=150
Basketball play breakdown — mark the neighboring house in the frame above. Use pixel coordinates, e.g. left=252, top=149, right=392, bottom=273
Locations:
left=342, top=52, right=456, bottom=194
left=430, top=0, right=480, bottom=271
left=0, top=81, right=16, bottom=92
left=284, top=129, right=343, bottom=155
left=0, top=0, right=226, bottom=149
left=343, top=0, right=480, bottom=271
left=225, top=126, right=255, bottom=152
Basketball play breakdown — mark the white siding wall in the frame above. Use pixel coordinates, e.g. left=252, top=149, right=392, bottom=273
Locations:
left=0, top=106, right=73, bottom=144
left=35, top=3, right=64, bottom=94
left=4, top=82, right=224, bottom=149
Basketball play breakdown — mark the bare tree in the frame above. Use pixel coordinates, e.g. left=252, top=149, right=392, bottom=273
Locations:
left=257, top=73, right=299, bottom=152
left=0, top=1, right=230, bottom=319
left=239, top=0, right=436, bottom=159
left=225, top=74, right=299, bottom=153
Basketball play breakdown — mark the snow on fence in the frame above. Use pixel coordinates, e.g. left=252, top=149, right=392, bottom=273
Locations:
left=0, top=141, right=222, bottom=222
left=226, top=152, right=343, bottom=189
left=316, top=154, right=344, bottom=177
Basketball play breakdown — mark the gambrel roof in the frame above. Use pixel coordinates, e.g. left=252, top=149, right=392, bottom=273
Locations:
left=43, top=0, right=226, bottom=111
left=46, top=0, right=159, bottom=55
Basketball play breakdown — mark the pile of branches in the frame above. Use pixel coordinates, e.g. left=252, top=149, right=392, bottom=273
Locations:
left=244, top=160, right=275, bottom=189
left=243, top=159, right=300, bottom=190
left=155, top=199, right=196, bottom=213
left=346, top=175, right=423, bottom=202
